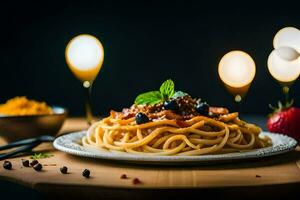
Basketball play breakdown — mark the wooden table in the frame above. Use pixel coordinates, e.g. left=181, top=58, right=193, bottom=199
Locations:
left=1, top=118, right=300, bottom=199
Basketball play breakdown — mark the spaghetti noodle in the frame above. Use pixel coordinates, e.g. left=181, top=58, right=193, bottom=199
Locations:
left=82, top=107, right=271, bottom=156
left=82, top=80, right=271, bottom=156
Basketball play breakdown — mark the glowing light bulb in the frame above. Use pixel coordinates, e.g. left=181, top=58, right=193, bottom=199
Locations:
left=65, top=34, right=104, bottom=82
left=268, top=27, right=300, bottom=84
left=273, top=27, right=300, bottom=52
left=65, top=34, right=104, bottom=125
left=218, top=51, right=256, bottom=88
left=267, top=49, right=300, bottom=83
left=274, top=46, right=300, bottom=61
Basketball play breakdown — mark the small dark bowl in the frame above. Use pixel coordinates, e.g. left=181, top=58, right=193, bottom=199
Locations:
left=0, top=106, right=67, bottom=142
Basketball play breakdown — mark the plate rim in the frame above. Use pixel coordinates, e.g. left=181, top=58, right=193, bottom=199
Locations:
left=53, top=131, right=298, bottom=163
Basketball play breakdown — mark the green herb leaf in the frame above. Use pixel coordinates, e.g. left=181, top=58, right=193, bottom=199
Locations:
left=134, top=91, right=163, bottom=105
left=30, top=152, right=54, bottom=159
left=172, top=91, right=189, bottom=98
left=159, top=79, right=175, bottom=98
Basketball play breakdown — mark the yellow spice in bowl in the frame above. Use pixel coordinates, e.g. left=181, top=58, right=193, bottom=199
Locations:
left=0, top=96, right=53, bottom=116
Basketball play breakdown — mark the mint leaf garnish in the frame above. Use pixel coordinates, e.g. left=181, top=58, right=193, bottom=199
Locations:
left=134, top=91, right=163, bottom=105
left=134, top=79, right=189, bottom=105
left=159, top=79, right=175, bottom=98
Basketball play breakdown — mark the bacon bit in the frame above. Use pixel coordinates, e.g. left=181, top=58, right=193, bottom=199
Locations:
left=176, top=120, right=189, bottom=127
left=148, top=110, right=183, bottom=120
left=121, top=108, right=136, bottom=119
left=218, top=112, right=239, bottom=122
left=120, top=174, right=127, bottom=179
left=132, top=178, right=141, bottom=184
left=163, top=110, right=183, bottom=120
left=110, top=110, right=119, bottom=118
left=209, top=107, right=229, bottom=115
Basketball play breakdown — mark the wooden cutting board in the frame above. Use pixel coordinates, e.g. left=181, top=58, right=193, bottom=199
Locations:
left=1, top=118, right=300, bottom=197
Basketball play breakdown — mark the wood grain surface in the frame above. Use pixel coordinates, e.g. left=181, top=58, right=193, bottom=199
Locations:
left=1, top=118, right=300, bottom=198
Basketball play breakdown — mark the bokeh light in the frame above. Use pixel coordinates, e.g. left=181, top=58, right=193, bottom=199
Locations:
left=218, top=51, right=256, bottom=88
left=65, top=34, right=104, bottom=82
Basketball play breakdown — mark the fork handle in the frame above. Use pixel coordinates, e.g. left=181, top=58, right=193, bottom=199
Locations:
left=0, top=142, right=41, bottom=160
left=0, top=135, right=54, bottom=151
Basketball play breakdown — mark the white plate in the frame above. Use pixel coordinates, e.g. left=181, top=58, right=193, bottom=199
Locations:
left=53, top=131, right=297, bottom=165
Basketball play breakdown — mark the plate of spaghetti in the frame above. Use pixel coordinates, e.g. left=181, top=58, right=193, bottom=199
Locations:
left=54, top=80, right=297, bottom=164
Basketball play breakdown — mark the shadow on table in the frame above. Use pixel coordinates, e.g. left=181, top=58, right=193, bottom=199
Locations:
left=1, top=180, right=300, bottom=200
left=64, top=149, right=300, bottom=170
left=33, top=182, right=300, bottom=200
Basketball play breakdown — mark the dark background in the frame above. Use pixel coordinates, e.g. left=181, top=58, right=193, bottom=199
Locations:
left=1, top=2, right=300, bottom=117
left=1, top=2, right=300, bottom=199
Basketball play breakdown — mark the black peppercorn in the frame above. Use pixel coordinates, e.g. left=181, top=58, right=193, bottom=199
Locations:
left=82, top=169, right=90, bottom=178
left=33, top=163, right=42, bottom=171
left=22, top=159, right=30, bottom=167
left=60, top=166, right=68, bottom=174
left=30, top=159, right=38, bottom=167
left=3, top=161, right=12, bottom=170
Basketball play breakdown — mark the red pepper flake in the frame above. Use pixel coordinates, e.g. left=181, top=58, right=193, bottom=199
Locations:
left=120, top=174, right=127, bottom=179
left=255, top=175, right=261, bottom=178
left=132, top=178, right=141, bottom=184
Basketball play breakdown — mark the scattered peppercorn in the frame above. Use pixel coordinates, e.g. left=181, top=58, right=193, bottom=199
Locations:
left=33, top=163, right=42, bottom=171
left=60, top=166, right=68, bottom=174
left=22, top=159, right=30, bottom=167
left=256, top=175, right=261, bottom=178
left=120, top=174, right=127, bottom=179
left=82, top=169, right=90, bottom=178
left=3, top=161, right=12, bottom=170
left=132, top=178, right=141, bottom=184
left=30, top=159, right=38, bottom=167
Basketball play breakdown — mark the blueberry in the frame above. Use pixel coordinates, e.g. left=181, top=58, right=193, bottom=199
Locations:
left=135, top=112, right=150, bottom=124
left=196, top=102, right=209, bottom=116
left=163, top=100, right=179, bottom=111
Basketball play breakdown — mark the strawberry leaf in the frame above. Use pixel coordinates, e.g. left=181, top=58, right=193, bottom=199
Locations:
left=269, top=99, right=294, bottom=116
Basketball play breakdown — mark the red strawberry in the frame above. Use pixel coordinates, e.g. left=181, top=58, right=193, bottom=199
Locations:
left=267, top=100, right=300, bottom=143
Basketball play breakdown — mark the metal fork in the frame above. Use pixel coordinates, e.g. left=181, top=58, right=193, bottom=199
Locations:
left=0, top=135, right=55, bottom=160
